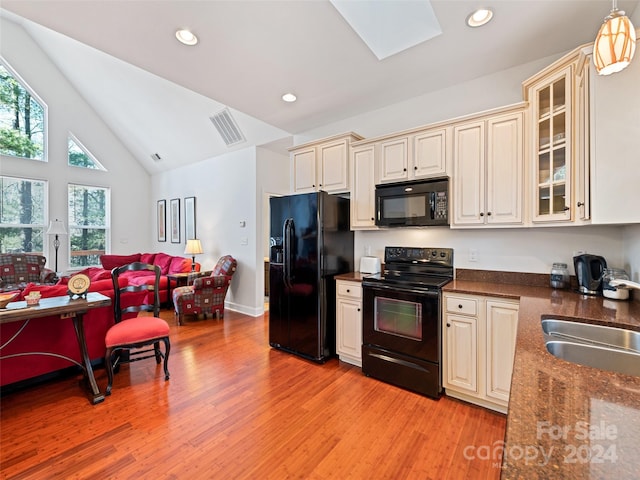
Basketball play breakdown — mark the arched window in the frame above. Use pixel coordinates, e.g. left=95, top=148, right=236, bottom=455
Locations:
left=0, top=60, right=46, bottom=161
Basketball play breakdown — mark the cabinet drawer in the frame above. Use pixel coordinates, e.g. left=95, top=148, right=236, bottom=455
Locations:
left=446, top=296, right=478, bottom=316
left=337, top=281, right=362, bottom=299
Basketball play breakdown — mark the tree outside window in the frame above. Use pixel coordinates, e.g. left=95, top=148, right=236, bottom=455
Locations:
left=68, top=184, right=110, bottom=268
left=0, top=176, right=46, bottom=254
left=0, top=62, right=46, bottom=161
left=68, top=133, right=105, bottom=170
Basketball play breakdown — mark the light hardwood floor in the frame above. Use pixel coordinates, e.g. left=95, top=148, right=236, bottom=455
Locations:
left=1, top=309, right=506, bottom=479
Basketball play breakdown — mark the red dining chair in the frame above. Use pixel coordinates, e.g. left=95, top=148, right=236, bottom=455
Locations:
left=104, top=262, right=170, bottom=395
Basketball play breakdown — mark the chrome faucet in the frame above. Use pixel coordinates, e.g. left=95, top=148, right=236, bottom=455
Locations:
left=609, top=279, right=640, bottom=290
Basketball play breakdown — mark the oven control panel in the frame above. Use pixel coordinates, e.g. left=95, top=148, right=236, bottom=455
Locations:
left=384, top=247, right=453, bottom=266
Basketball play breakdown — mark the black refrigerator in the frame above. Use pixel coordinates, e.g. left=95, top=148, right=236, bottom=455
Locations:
left=269, top=191, right=354, bottom=363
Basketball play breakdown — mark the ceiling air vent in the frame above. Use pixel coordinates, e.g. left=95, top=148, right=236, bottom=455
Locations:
left=210, top=108, right=246, bottom=147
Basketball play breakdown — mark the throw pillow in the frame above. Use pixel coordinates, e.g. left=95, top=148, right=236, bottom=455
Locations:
left=153, top=253, right=173, bottom=275
left=140, top=253, right=156, bottom=264
left=169, top=256, right=191, bottom=274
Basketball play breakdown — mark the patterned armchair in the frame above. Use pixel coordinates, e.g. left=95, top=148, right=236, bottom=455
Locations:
left=0, top=254, right=57, bottom=292
left=172, top=255, right=237, bottom=325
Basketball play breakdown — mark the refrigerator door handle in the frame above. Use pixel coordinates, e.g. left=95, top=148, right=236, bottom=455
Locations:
left=283, top=218, right=293, bottom=289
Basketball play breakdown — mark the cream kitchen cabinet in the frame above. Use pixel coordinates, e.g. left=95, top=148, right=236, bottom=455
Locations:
left=378, top=127, right=448, bottom=184
left=336, top=280, right=363, bottom=367
left=289, top=132, right=363, bottom=194
left=522, top=43, right=601, bottom=226
left=443, top=292, right=519, bottom=413
left=452, top=106, right=525, bottom=227
left=350, top=144, right=377, bottom=229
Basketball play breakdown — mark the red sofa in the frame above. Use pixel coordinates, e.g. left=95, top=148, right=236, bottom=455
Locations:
left=0, top=277, right=140, bottom=388
left=99, top=253, right=200, bottom=304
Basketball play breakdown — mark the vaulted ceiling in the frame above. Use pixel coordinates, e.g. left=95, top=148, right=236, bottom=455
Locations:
left=1, top=1, right=638, bottom=174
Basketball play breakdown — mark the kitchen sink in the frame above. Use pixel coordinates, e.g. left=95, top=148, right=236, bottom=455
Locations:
left=542, top=319, right=640, bottom=352
left=545, top=341, right=640, bottom=377
left=542, top=319, right=640, bottom=377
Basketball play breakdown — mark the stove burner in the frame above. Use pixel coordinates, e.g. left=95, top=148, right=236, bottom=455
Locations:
left=362, top=246, right=453, bottom=292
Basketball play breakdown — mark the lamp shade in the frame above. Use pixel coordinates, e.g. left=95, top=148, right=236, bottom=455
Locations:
left=184, top=239, right=203, bottom=255
left=46, top=219, right=67, bottom=235
left=593, top=8, right=636, bottom=75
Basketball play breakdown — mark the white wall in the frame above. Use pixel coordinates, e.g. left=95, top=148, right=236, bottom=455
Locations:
left=151, top=145, right=290, bottom=316
left=623, top=225, right=640, bottom=282
left=354, top=225, right=625, bottom=276
left=152, top=147, right=257, bottom=315
left=0, top=17, right=151, bottom=273
left=256, top=146, right=290, bottom=305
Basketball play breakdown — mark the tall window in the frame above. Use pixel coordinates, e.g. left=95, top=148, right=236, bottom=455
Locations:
left=0, top=61, right=46, bottom=161
left=0, top=176, right=47, bottom=253
left=68, top=184, right=110, bottom=268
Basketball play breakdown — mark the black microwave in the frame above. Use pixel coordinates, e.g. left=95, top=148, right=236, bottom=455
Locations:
left=375, top=178, right=449, bottom=227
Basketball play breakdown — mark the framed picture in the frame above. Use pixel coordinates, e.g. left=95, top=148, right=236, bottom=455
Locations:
left=157, top=200, right=166, bottom=242
left=170, top=198, right=180, bottom=243
left=184, top=196, right=196, bottom=241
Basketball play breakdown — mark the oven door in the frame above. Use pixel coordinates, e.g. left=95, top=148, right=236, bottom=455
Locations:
left=362, top=282, right=440, bottom=363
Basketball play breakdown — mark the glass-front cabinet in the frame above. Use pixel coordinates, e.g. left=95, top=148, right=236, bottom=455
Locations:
left=529, top=65, right=573, bottom=222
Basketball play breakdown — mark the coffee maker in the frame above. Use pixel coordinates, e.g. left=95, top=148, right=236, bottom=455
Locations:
left=573, top=254, right=607, bottom=295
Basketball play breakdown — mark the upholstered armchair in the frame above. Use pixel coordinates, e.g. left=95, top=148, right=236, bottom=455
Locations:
left=172, top=255, right=237, bottom=325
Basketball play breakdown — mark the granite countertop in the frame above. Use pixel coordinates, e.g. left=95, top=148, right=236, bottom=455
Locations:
left=334, top=272, right=369, bottom=282
left=445, top=279, right=640, bottom=479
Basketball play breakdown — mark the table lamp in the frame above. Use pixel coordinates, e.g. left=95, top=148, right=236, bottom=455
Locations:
left=46, top=219, right=67, bottom=274
left=184, top=239, right=203, bottom=272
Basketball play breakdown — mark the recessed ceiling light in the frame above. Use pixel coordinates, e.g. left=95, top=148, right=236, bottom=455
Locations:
left=175, top=29, right=198, bottom=46
left=282, top=93, right=297, bottom=103
left=466, top=8, right=493, bottom=28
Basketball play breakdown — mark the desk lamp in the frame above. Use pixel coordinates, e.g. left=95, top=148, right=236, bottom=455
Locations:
left=184, top=239, right=203, bottom=272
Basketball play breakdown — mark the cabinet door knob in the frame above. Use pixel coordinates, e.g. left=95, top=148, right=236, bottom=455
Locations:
left=414, top=166, right=418, bottom=170
left=403, top=168, right=407, bottom=172
left=346, top=289, right=350, bottom=293
left=371, top=217, right=375, bottom=221
left=577, top=201, right=584, bottom=207
left=319, top=184, right=322, bottom=187
left=357, top=308, right=361, bottom=312
left=479, top=212, right=484, bottom=217
left=563, top=206, right=570, bottom=211
left=487, top=212, right=492, bottom=216
left=446, top=323, right=451, bottom=327
left=458, top=304, right=463, bottom=309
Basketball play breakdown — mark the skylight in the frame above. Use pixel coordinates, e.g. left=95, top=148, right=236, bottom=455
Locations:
left=329, top=0, right=442, bottom=60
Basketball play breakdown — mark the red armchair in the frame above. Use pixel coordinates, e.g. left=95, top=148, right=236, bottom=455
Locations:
left=172, top=256, right=237, bottom=325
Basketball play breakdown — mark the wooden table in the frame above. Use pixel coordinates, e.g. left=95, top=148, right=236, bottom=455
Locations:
left=0, top=293, right=111, bottom=404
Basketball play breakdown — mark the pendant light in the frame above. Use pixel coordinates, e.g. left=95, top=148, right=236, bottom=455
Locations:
left=593, top=0, right=636, bottom=75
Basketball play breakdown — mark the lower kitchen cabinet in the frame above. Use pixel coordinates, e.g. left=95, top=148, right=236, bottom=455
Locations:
left=443, top=292, right=519, bottom=413
left=336, top=280, right=362, bottom=367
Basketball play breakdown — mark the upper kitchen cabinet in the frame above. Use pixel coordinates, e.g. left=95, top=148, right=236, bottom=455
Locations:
left=526, top=64, right=573, bottom=223
left=522, top=44, right=599, bottom=226
left=378, top=126, right=449, bottom=183
left=289, top=132, right=363, bottom=194
left=452, top=104, right=525, bottom=227
left=588, top=29, right=640, bottom=224
left=350, top=143, right=377, bottom=230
